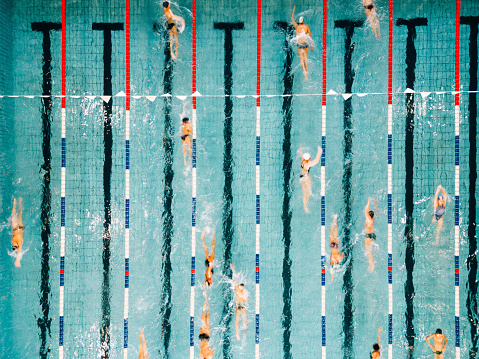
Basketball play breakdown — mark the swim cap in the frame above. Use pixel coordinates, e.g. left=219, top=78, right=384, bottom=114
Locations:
left=303, top=153, right=311, bottom=161
left=438, top=195, right=443, bottom=200
left=299, top=16, right=304, bottom=24
left=182, top=117, right=190, bottom=123
left=436, top=328, right=442, bottom=334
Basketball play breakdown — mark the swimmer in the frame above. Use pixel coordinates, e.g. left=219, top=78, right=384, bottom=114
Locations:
left=432, top=185, right=447, bottom=242
left=202, top=230, right=215, bottom=286
left=426, top=328, right=448, bottom=359
left=364, top=197, right=378, bottom=272
left=163, top=1, right=180, bottom=59
left=363, top=0, right=381, bottom=39
left=371, top=327, right=381, bottom=359
left=329, top=215, right=344, bottom=281
left=199, top=301, right=215, bottom=359
left=138, top=329, right=149, bottom=359
left=180, top=103, right=193, bottom=166
left=291, top=6, right=313, bottom=80
left=298, top=145, right=322, bottom=213
left=10, top=197, right=24, bottom=268
left=230, top=263, right=248, bottom=340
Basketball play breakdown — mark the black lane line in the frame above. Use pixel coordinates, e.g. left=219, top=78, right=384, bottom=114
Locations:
left=396, top=17, right=427, bottom=359
left=214, top=21, right=244, bottom=359
left=273, top=20, right=294, bottom=359
left=461, top=16, right=479, bottom=358
left=31, top=21, right=61, bottom=359
left=92, top=22, right=124, bottom=359
left=157, top=23, right=174, bottom=359
left=334, top=19, right=362, bottom=359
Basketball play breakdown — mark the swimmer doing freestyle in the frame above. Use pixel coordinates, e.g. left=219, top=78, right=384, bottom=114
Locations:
left=10, top=197, right=24, bottom=267
left=291, top=6, right=313, bottom=80
left=432, top=184, right=447, bottom=242
left=163, top=1, right=185, bottom=60
left=199, top=301, right=215, bottom=359
left=202, top=230, right=215, bottom=286
left=364, top=197, right=378, bottom=272
left=230, top=263, right=248, bottom=340
left=363, top=0, right=381, bottom=39
left=329, top=215, right=344, bottom=281
left=298, top=145, right=322, bottom=213
left=180, top=102, right=193, bottom=166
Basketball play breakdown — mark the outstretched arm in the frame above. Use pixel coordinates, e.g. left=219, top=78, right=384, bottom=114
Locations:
left=377, top=327, right=381, bottom=346
left=298, top=145, right=303, bottom=158
left=202, top=231, right=208, bottom=258
left=211, top=232, right=216, bottom=257
left=443, top=335, right=448, bottom=350
left=365, top=198, right=371, bottom=218
left=291, top=6, right=297, bottom=28
left=309, top=146, right=322, bottom=167
left=439, top=185, right=447, bottom=202
left=433, top=186, right=441, bottom=209
left=230, top=263, right=237, bottom=284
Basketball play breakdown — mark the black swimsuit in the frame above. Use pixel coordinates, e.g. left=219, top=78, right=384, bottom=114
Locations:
left=300, top=163, right=310, bottom=178
left=364, top=4, right=374, bottom=10
left=181, top=134, right=190, bottom=141
left=167, top=22, right=175, bottom=30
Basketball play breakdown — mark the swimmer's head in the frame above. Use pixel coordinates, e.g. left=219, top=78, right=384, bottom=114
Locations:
left=373, top=343, right=380, bottom=351
left=183, top=117, right=190, bottom=123
left=239, top=283, right=245, bottom=288
left=299, top=16, right=304, bottom=24
left=12, top=243, right=18, bottom=250
left=303, top=153, right=311, bottom=161
left=436, top=328, right=442, bottom=335
left=369, top=211, right=375, bottom=218
left=438, top=195, right=444, bottom=201
left=163, top=1, right=170, bottom=8
left=205, top=279, right=212, bottom=286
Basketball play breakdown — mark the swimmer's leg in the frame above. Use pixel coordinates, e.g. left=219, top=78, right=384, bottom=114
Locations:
left=172, top=27, right=179, bottom=59
left=436, top=217, right=443, bottom=240
left=235, top=308, right=240, bottom=340
left=18, top=197, right=23, bottom=223
left=302, top=179, right=312, bottom=213
left=168, top=31, right=176, bottom=60
left=299, top=49, right=307, bottom=80
left=182, top=140, right=188, bottom=166
left=186, top=137, right=192, bottom=162
left=365, top=237, right=374, bottom=272
left=241, top=308, right=247, bottom=337
left=304, top=48, right=309, bottom=79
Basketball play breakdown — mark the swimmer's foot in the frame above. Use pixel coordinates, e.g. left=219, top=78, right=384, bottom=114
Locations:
left=184, top=159, right=187, bottom=166
left=236, top=331, right=240, bottom=340
left=368, top=263, right=375, bottom=272
left=304, top=206, right=309, bottom=213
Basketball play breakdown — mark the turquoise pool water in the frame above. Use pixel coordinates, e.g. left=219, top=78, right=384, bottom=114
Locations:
left=0, top=0, right=478, bottom=358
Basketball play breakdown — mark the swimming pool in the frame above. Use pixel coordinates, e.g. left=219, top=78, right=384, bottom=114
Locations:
left=0, top=0, right=478, bottom=358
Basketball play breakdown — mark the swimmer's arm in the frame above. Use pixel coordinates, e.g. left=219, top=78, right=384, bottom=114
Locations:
left=309, top=146, right=322, bottom=167
left=291, top=6, right=297, bottom=28
left=202, top=231, right=208, bottom=257
left=439, top=185, right=447, bottom=202
left=340, top=252, right=344, bottom=262
left=377, top=327, right=381, bottom=346
left=230, top=263, right=237, bottom=284
left=443, top=335, right=447, bottom=350
left=365, top=198, right=371, bottom=218
left=211, top=232, right=215, bottom=256
left=425, top=334, right=435, bottom=350
left=298, top=145, right=303, bottom=158
left=434, top=186, right=441, bottom=209
left=307, top=26, right=313, bottom=49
